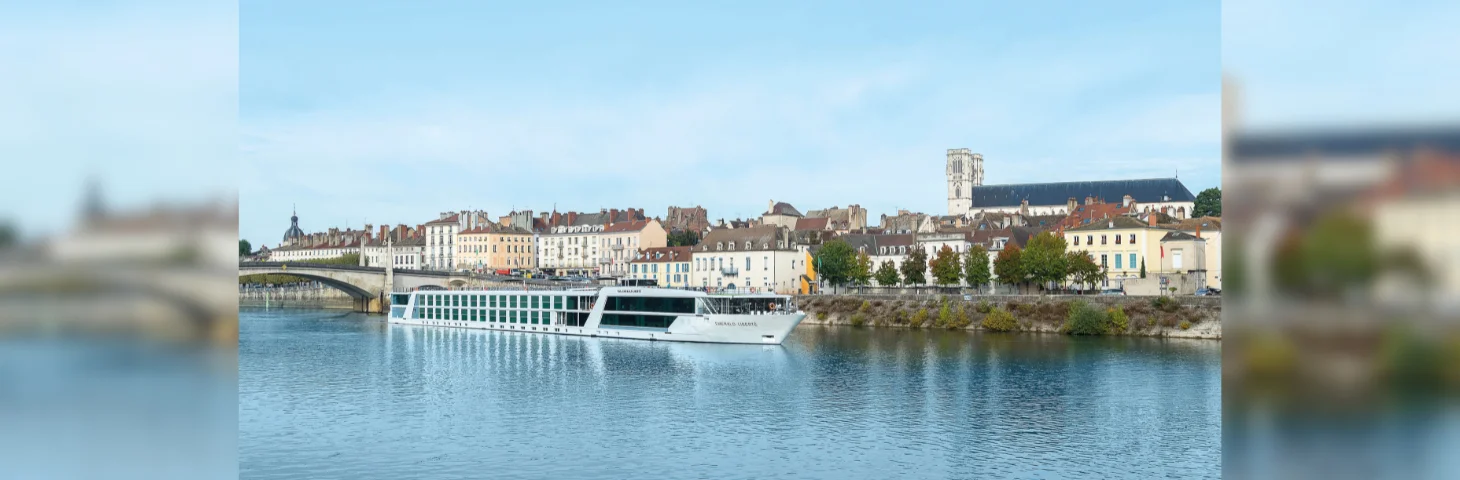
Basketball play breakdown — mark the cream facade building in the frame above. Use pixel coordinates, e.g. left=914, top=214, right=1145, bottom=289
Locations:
left=629, top=246, right=692, bottom=288
left=690, top=226, right=806, bottom=294
left=1064, top=215, right=1173, bottom=290
left=599, top=219, right=668, bottom=277
left=456, top=224, right=535, bottom=272
left=537, top=223, right=605, bottom=275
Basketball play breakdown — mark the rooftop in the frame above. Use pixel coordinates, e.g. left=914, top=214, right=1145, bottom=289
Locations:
left=970, top=178, right=1195, bottom=208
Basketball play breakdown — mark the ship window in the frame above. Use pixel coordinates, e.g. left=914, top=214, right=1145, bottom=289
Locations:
left=604, top=296, right=695, bottom=314
left=599, top=313, right=676, bottom=329
left=554, top=296, right=563, bottom=309
left=532, top=311, right=540, bottom=324
left=452, top=309, right=459, bottom=320
left=531, top=296, right=540, bottom=309
left=510, top=310, right=518, bottom=323
left=453, top=296, right=460, bottom=307
left=567, top=296, right=578, bottom=310
left=490, top=295, right=497, bottom=307
left=510, top=296, right=517, bottom=308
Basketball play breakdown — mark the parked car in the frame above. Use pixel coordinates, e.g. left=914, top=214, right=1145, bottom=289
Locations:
left=1100, top=289, right=1126, bottom=296
left=1195, top=288, right=1220, bottom=296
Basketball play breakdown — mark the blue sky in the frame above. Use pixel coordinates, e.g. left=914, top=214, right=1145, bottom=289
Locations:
left=238, top=1, right=1222, bottom=246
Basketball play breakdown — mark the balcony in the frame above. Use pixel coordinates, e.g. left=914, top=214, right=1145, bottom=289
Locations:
left=720, top=266, right=739, bottom=276
left=611, top=244, right=624, bottom=251
left=599, top=256, right=611, bottom=265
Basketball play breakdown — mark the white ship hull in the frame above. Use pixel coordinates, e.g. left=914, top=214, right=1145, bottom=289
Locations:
left=387, top=287, right=805, bottom=345
left=388, top=312, right=804, bottom=344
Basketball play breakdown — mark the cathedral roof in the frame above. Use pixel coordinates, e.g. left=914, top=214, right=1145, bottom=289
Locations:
left=969, top=178, right=1194, bottom=208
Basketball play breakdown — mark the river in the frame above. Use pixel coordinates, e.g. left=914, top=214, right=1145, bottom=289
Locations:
left=239, top=308, right=1220, bottom=479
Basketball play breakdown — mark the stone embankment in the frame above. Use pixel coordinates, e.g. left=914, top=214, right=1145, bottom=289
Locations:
left=239, top=286, right=354, bottom=310
left=794, top=294, right=1221, bottom=339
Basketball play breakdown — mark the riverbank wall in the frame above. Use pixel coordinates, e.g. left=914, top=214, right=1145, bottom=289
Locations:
left=239, top=286, right=354, bottom=310
left=793, top=294, right=1220, bottom=339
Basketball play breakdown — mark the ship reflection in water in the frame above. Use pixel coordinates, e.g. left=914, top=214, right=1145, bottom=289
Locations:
left=241, top=308, right=1221, bottom=479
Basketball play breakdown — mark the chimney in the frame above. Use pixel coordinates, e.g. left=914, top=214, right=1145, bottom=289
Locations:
left=1123, top=194, right=1133, bottom=207
left=1067, top=197, right=1077, bottom=212
left=1019, top=199, right=1029, bottom=215
left=1084, top=196, right=1095, bottom=206
left=1195, top=223, right=1202, bottom=239
left=1148, top=213, right=1157, bottom=227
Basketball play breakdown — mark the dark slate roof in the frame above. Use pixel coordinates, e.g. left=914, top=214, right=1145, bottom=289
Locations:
left=768, top=202, right=803, bottom=217
left=1160, top=230, right=1203, bottom=242
left=1230, top=127, right=1460, bottom=163
left=970, top=178, right=1194, bottom=208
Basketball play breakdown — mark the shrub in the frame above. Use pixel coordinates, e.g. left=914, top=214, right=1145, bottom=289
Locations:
left=975, top=300, right=993, bottom=314
left=1107, top=306, right=1130, bottom=334
left=816, top=311, right=828, bottom=321
left=936, top=303, right=954, bottom=328
left=1152, top=296, right=1180, bottom=312
left=850, top=312, right=867, bottom=327
left=1179, top=320, right=1192, bottom=330
left=1064, top=301, right=1109, bottom=335
left=910, top=309, right=929, bottom=328
left=859, top=300, right=871, bottom=313
left=981, top=308, right=1018, bottom=332
left=953, top=304, right=972, bottom=329
left=1016, top=303, right=1036, bottom=316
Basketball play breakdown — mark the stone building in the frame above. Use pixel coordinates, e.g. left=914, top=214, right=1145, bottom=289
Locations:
left=804, top=204, right=868, bottom=232
left=664, top=205, right=710, bottom=234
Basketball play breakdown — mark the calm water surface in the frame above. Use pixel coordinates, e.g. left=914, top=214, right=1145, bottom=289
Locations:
left=239, top=308, right=1220, bottom=479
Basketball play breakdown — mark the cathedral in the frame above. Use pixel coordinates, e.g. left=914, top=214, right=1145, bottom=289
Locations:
left=946, top=148, right=1197, bottom=219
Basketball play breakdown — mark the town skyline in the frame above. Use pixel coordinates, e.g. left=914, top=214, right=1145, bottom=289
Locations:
left=237, top=1, right=1220, bottom=248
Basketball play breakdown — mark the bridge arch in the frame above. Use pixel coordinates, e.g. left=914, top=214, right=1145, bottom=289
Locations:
left=239, top=271, right=374, bottom=299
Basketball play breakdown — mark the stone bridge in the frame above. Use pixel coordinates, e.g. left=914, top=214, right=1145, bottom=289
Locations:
left=238, top=262, right=577, bottom=313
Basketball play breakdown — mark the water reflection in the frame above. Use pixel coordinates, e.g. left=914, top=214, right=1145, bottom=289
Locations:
left=241, top=309, right=1220, bottom=479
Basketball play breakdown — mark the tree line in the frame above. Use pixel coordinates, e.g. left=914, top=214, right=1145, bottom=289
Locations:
left=815, top=231, right=1120, bottom=294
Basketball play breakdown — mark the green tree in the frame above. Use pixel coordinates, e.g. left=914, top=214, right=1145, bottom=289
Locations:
left=0, top=221, right=17, bottom=249
left=1021, top=231, right=1069, bottom=294
left=667, top=230, right=701, bottom=247
left=874, top=260, right=901, bottom=286
left=1065, top=251, right=1102, bottom=291
left=816, top=239, right=856, bottom=291
left=930, top=245, right=963, bottom=286
left=993, top=244, right=1024, bottom=293
left=900, top=248, right=928, bottom=285
left=239, top=239, right=252, bottom=257
left=299, top=253, right=361, bottom=265
left=963, top=245, right=992, bottom=292
left=1193, top=187, right=1222, bottom=218
left=850, top=251, right=873, bottom=286
left=1140, top=257, right=1147, bottom=278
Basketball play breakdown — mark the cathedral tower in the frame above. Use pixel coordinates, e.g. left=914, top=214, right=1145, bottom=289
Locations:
left=946, top=148, right=983, bottom=215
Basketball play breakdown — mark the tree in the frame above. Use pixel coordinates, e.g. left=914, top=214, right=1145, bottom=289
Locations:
left=1021, top=232, right=1069, bottom=293
left=1140, top=257, right=1147, bottom=278
left=930, top=245, right=962, bottom=286
left=901, top=248, right=928, bottom=285
left=0, top=221, right=17, bottom=249
left=874, top=260, right=901, bottom=286
left=816, top=239, right=856, bottom=291
left=1193, top=187, right=1221, bottom=218
left=1066, top=251, right=1102, bottom=292
left=667, top=230, right=700, bottom=247
left=239, top=239, right=252, bottom=257
left=850, top=251, right=873, bottom=286
left=993, top=244, right=1024, bottom=293
left=963, top=245, right=992, bottom=293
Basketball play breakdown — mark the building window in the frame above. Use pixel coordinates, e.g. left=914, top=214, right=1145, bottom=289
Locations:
left=1115, top=254, right=1122, bottom=269
left=1073, top=236, right=1079, bottom=246
left=1115, top=235, right=1121, bottom=245
left=1129, top=253, right=1136, bottom=270
left=763, top=256, right=768, bottom=270
left=1100, top=254, right=1108, bottom=268
left=1087, top=235, right=1093, bottom=245
left=1101, top=235, right=1107, bottom=245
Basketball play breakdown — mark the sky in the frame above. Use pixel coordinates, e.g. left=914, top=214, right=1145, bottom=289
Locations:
left=237, top=1, right=1222, bottom=247
left=0, top=0, right=236, bottom=238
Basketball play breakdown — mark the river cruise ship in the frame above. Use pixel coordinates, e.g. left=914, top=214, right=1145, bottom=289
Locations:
left=387, top=287, right=805, bottom=344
